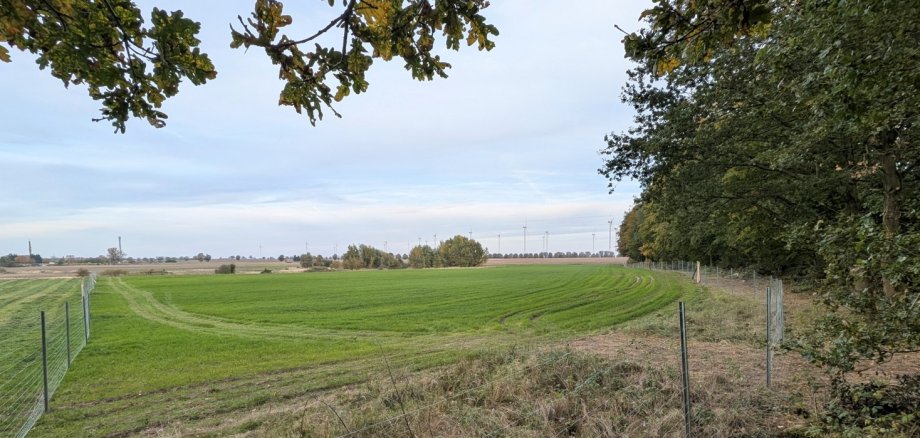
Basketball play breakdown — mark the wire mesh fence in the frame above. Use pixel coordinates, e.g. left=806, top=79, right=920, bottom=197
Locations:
left=0, top=273, right=95, bottom=438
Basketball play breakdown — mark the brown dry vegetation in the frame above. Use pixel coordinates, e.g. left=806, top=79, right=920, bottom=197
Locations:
left=0, top=259, right=304, bottom=279
left=2, top=257, right=622, bottom=279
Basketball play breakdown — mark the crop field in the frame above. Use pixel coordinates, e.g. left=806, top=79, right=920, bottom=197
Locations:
left=14, top=264, right=693, bottom=436
left=0, top=278, right=85, bottom=437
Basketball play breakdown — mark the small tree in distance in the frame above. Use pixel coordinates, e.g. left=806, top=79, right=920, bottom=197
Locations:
left=107, top=247, right=124, bottom=264
left=438, top=235, right=488, bottom=267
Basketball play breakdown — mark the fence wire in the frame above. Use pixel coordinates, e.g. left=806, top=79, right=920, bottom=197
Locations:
left=0, top=273, right=95, bottom=438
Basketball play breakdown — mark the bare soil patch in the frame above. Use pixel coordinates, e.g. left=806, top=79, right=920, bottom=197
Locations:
left=0, top=259, right=303, bottom=279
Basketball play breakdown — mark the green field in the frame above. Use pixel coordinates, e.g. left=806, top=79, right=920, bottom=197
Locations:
left=0, top=278, right=86, bottom=438
left=18, top=264, right=693, bottom=436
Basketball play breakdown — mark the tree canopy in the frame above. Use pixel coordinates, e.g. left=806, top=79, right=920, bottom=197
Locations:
left=606, top=1, right=919, bottom=431
left=437, top=235, right=486, bottom=267
left=0, top=0, right=497, bottom=132
left=605, top=0, right=918, bottom=381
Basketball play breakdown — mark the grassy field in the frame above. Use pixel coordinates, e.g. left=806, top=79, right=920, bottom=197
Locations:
left=0, top=278, right=85, bottom=437
left=18, top=264, right=692, bottom=436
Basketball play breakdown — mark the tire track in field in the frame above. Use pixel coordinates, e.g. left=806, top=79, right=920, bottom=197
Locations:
left=110, top=278, right=398, bottom=341
left=0, top=279, right=67, bottom=317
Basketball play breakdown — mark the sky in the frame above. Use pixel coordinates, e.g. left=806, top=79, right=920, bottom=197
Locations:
left=0, top=0, right=648, bottom=259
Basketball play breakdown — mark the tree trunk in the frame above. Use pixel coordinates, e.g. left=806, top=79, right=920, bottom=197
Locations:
left=878, top=136, right=902, bottom=298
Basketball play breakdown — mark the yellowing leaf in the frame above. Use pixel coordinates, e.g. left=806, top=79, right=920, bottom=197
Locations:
left=655, top=57, right=680, bottom=75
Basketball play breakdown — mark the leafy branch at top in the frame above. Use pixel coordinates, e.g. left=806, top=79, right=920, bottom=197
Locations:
left=0, top=0, right=217, bottom=132
left=229, top=0, right=498, bottom=125
left=0, top=0, right=497, bottom=131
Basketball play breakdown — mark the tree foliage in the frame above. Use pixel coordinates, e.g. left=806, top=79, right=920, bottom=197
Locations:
left=106, top=246, right=124, bottom=264
left=437, top=235, right=486, bottom=267
left=1, top=0, right=497, bottom=131
left=408, top=244, right=437, bottom=268
left=341, top=244, right=401, bottom=269
left=605, top=0, right=919, bottom=391
left=0, top=0, right=217, bottom=132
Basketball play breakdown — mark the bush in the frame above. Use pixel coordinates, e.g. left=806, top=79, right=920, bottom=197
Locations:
left=260, top=268, right=272, bottom=274
left=815, top=375, right=920, bottom=436
left=215, top=264, right=236, bottom=274
left=76, top=268, right=90, bottom=277
left=142, top=269, right=169, bottom=275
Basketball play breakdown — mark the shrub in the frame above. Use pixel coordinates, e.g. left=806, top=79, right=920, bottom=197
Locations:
left=142, top=269, right=169, bottom=275
left=260, top=268, right=272, bottom=274
left=215, top=264, right=236, bottom=274
left=815, top=375, right=920, bottom=436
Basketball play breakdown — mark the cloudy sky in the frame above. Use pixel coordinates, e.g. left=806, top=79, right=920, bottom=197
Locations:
left=0, top=0, right=648, bottom=259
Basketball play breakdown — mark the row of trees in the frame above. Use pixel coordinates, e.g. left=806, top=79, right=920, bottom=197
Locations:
left=408, top=235, right=488, bottom=268
left=606, top=0, right=918, bottom=432
left=341, top=245, right=403, bottom=270
left=307, top=236, right=490, bottom=270
left=0, top=253, right=42, bottom=267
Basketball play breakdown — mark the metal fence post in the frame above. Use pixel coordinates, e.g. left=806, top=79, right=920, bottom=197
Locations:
left=679, top=301, right=692, bottom=437
left=766, top=285, right=772, bottom=388
left=82, top=292, right=89, bottom=342
left=65, top=302, right=71, bottom=365
left=86, top=287, right=90, bottom=337
left=40, top=311, right=49, bottom=412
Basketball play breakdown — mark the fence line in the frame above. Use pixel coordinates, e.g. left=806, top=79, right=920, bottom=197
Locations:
left=624, top=259, right=766, bottom=289
left=624, top=260, right=786, bottom=387
left=0, top=273, right=96, bottom=438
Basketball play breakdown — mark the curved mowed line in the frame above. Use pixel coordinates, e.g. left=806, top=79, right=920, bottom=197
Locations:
left=118, top=265, right=689, bottom=338
left=109, top=278, right=387, bottom=340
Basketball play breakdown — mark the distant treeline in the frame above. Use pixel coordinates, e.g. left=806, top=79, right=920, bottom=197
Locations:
left=0, top=253, right=42, bottom=267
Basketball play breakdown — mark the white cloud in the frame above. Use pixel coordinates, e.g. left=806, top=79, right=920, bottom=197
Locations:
left=0, top=0, right=650, bottom=257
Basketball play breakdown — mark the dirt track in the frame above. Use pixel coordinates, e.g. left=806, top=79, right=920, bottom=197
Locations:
left=2, top=257, right=628, bottom=279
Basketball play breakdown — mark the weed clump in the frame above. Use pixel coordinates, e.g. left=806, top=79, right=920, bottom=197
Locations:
left=215, top=264, right=236, bottom=274
left=100, top=269, right=128, bottom=277
left=141, top=269, right=169, bottom=275
left=814, top=375, right=920, bottom=436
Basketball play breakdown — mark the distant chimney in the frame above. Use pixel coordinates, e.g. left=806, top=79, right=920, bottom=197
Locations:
left=118, top=236, right=123, bottom=254
left=28, top=240, right=32, bottom=258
